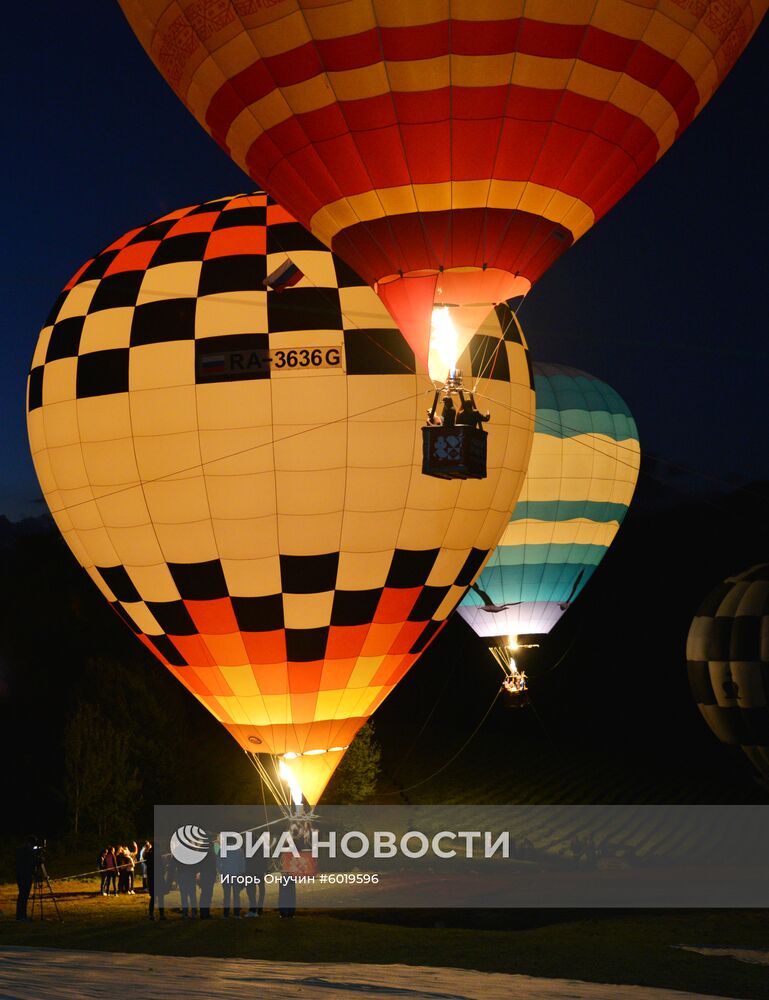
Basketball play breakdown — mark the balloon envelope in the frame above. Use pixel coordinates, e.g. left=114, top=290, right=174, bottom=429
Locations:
left=120, top=0, right=767, bottom=364
left=687, top=564, right=769, bottom=782
left=458, top=362, right=640, bottom=641
left=26, top=192, right=535, bottom=804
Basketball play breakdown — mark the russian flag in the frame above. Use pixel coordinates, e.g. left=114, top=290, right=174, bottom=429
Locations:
left=200, top=353, right=226, bottom=374
left=263, top=258, right=304, bottom=292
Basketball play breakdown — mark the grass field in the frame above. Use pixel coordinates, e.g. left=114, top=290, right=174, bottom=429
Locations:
left=1, top=878, right=768, bottom=999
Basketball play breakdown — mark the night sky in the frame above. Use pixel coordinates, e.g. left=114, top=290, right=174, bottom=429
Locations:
left=3, top=4, right=768, bottom=520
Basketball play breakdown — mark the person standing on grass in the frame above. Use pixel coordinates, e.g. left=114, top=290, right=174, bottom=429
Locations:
left=243, top=844, right=267, bottom=917
left=127, top=841, right=138, bottom=894
left=15, top=836, right=36, bottom=921
left=176, top=857, right=198, bottom=918
left=218, top=841, right=245, bottom=917
left=145, top=842, right=155, bottom=919
left=146, top=843, right=167, bottom=921
left=103, top=846, right=118, bottom=896
left=98, top=847, right=109, bottom=895
left=138, top=840, right=150, bottom=890
left=197, top=839, right=218, bottom=920
left=116, top=845, right=131, bottom=894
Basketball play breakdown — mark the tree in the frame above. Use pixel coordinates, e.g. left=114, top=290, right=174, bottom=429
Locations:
left=326, top=722, right=381, bottom=803
left=64, top=702, right=139, bottom=836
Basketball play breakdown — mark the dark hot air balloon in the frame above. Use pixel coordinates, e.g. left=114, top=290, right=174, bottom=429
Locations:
left=687, top=564, right=769, bottom=783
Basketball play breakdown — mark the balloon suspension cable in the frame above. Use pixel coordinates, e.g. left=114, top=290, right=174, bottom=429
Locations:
left=489, top=635, right=538, bottom=702
left=425, top=371, right=491, bottom=432
left=244, top=751, right=294, bottom=817
left=473, top=390, right=644, bottom=476
left=468, top=330, right=507, bottom=397
left=380, top=685, right=505, bottom=798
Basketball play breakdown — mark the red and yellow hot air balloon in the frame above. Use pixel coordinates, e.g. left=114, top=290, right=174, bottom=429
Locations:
left=26, top=193, right=535, bottom=806
left=120, top=0, right=766, bottom=369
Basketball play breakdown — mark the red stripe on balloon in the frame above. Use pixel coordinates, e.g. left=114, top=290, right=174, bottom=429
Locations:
left=205, top=19, right=698, bottom=157
left=239, top=88, right=657, bottom=233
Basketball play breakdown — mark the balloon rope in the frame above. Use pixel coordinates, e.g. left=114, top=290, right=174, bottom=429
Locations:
left=45, top=386, right=429, bottom=518
left=476, top=388, right=769, bottom=517
left=536, top=621, right=585, bottom=680
left=245, top=751, right=292, bottom=815
left=258, top=758, right=270, bottom=827
left=527, top=697, right=561, bottom=758
left=390, top=651, right=461, bottom=779
left=380, top=686, right=504, bottom=798
left=469, top=332, right=507, bottom=396
left=475, top=390, right=646, bottom=477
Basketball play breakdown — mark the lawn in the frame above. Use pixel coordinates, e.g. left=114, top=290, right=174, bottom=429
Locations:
left=1, top=879, right=767, bottom=999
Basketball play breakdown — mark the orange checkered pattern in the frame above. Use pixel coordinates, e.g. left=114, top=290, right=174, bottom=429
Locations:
left=27, top=193, right=535, bottom=787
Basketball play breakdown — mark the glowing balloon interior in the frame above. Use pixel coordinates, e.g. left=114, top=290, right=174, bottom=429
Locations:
left=26, top=192, right=535, bottom=806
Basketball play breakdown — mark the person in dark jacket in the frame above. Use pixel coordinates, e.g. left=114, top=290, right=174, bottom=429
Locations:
left=138, top=840, right=150, bottom=890
left=244, top=846, right=268, bottom=917
left=146, top=844, right=168, bottom=920
left=145, top=843, right=155, bottom=919
left=176, top=858, right=198, bottom=918
left=218, top=843, right=245, bottom=917
left=103, top=846, right=118, bottom=895
left=197, top=842, right=218, bottom=919
left=15, top=837, right=36, bottom=921
left=98, top=847, right=109, bottom=895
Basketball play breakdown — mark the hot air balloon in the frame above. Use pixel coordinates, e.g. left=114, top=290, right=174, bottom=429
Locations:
left=457, top=362, right=640, bottom=699
left=687, top=564, right=769, bottom=783
left=120, top=0, right=766, bottom=371
left=26, top=192, right=535, bottom=807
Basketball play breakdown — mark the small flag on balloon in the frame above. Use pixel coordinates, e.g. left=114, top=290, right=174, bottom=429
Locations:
left=263, top=258, right=304, bottom=292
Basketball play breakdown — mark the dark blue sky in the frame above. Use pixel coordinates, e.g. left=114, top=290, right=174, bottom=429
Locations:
left=3, top=4, right=768, bottom=519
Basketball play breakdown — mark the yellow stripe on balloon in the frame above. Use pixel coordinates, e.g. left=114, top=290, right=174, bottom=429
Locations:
left=221, top=49, right=678, bottom=160
left=520, top=434, right=640, bottom=506
left=497, top=518, right=624, bottom=549
left=308, top=180, right=595, bottom=249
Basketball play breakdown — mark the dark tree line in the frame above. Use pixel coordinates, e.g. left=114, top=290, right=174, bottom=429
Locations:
left=0, top=516, right=382, bottom=842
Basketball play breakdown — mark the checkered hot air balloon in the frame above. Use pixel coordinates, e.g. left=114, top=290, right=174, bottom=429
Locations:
left=687, top=565, right=769, bottom=784
left=119, top=0, right=767, bottom=367
left=26, top=192, right=535, bottom=806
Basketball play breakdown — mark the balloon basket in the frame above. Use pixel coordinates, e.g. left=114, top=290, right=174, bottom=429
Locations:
left=421, top=424, right=488, bottom=480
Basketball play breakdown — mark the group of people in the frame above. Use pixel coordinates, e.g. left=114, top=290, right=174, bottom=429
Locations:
left=96, top=828, right=307, bottom=920
left=98, top=841, right=150, bottom=896
left=150, top=841, right=271, bottom=921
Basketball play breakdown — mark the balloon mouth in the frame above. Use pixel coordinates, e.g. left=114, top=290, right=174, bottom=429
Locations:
left=282, top=747, right=349, bottom=758
left=375, top=267, right=530, bottom=374
left=376, top=265, right=530, bottom=302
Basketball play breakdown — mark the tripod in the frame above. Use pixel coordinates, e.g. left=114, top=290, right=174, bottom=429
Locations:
left=29, top=858, right=62, bottom=922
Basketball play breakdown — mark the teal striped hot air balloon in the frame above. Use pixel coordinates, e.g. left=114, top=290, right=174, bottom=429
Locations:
left=457, top=362, right=640, bottom=696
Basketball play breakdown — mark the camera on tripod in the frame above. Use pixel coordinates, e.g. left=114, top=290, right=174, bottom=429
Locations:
left=24, top=835, right=61, bottom=921
left=31, top=836, right=47, bottom=867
